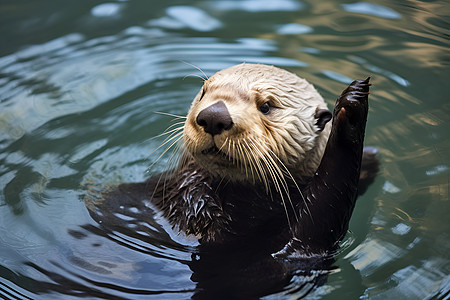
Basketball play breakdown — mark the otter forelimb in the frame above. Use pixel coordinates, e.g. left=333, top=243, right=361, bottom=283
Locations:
left=280, top=78, right=371, bottom=256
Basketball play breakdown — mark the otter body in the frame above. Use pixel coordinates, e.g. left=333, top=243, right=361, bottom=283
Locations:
left=142, top=63, right=372, bottom=255
left=93, top=63, right=376, bottom=298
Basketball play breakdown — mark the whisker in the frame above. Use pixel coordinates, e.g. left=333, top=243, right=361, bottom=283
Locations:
left=248, top=137, right=298, bottom=233
left=217, top=137, right=229, bottom=154
left=263, top=146, right=307, bottom=224
left=179, top=60, right=209, bottom=81
left=256, top=139, right=298, bottom=206
left=147, top=128, right=184, bottom=159
left=148, top=147, right=187, bottom=202
left=147, top=132, right=184, bottom=172
left=264, top=149, right=301, bottom=224
left=157, top=144, right=188, bottom=203
left=225, top=137, right=232, bottom=164
left=151, top=123, right=185, bottom=140
left=237, top=142, right=247, bottom=176
left=248, top=138, right=277, bottom=190
left=242, top=139, right=257, bottom=183
left=232, top=140, right=237, bottom=166
left=183, top=74, right=208, bottom=81
left=245, top=140, right=269, bottom=190
left=153, top=111, right=187, bottom=119
left=167, top=140, right=184, bottom=171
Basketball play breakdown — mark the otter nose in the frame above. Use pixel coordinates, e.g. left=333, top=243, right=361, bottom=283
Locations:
left=196, top=101, right=233, bottom=136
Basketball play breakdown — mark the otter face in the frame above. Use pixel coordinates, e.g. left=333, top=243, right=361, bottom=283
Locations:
left=183, top=63, right=331, bottom=183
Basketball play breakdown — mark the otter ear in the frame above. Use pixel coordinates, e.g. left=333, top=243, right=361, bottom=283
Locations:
left=315, top=108, right=332, bottom=131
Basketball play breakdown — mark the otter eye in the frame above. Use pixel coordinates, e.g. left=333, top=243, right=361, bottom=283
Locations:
left=199, top=87, right=206, bottom=101
left=259, top=102, right=271, bottom=114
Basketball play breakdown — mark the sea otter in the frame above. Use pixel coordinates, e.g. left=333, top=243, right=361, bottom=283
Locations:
left=86, top=63, right=377, bottom=298
left=98, top=63, right=375, bottom=256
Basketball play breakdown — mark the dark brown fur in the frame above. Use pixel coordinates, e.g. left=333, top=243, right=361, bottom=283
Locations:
left=101, top=77, right=375, bottom=255
left=90, top=77, right=377, bottom=299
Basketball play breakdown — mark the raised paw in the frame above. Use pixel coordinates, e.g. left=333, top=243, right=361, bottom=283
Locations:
left=332, top=77, right=371, bottom=142
left=334, top=77, right=370, bottom=122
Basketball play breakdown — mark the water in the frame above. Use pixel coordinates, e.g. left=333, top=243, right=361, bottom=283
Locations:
left=0, top=0, right=448, bottom=299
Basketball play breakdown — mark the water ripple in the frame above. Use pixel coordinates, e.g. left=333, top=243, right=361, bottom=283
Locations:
left=0, top=1, right=448, bottom=299
left=0, top=28, right=299, bottom=145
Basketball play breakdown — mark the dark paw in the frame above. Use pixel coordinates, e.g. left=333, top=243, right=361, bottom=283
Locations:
left=334, top=77, right=370, bottom=122
left=333, top=77, right=371, bottom=141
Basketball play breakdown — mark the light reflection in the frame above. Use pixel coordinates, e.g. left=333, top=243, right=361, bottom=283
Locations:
left=341, top=2, right=401, bottom=19
left=322, top=70, right=352, bottom=83
left=391, top=223, right=411, bottom=235
left=345, top=238, right=405, bottom=275
left=426, top=165, right=449, bottom=176
left=165, top=6, right=222, bottom=32
left=362, top=258, right=450, bottom=299
left=91, top=3, right=123, bottom=17
left=382, top=181, right=401, bottom=194
left=211, top=0, right=302, bottom=12
left=277, top=23, right=312, bottom=35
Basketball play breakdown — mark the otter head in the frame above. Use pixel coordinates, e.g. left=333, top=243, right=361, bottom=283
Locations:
left=183, top=63, right=332, bottom=184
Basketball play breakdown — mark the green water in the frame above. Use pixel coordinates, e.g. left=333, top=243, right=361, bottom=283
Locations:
left=0, top=0, right=448, bottom=299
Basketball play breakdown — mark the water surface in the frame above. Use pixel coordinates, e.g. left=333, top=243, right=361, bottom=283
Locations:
left=0, top=0, right=449, bottom=299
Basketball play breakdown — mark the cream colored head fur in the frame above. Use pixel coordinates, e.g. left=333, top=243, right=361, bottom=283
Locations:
left=183, top=63, right=331, bottom=184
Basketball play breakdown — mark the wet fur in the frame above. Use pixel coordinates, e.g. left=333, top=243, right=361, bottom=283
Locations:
left=92, top=64, right=376, bottom=298
left=144, top=64, right=374, bottom=253
left=148, top=64, right=334, bottom=246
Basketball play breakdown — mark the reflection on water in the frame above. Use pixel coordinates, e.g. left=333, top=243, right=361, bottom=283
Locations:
left=0, top=0, right=449, bottom=299
left=341, top=2, right=401, bottom=19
